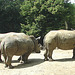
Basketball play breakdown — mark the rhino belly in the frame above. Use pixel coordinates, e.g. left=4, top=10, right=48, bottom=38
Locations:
left=58, top=41, right=75, bottom=50
left=14, top=44, right=29, bottom=56
left=6, top=46, right=18, bottom=56
left=15, top=49, right=28, bottom=56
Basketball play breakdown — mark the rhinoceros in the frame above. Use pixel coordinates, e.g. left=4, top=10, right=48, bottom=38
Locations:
left=1, top=33, right=40, bottom=68
left=0, top=32, right=25, bottom=62
left=43, top=30, right=75, bottom=61
left=0, top=32, right=16, bottom=62
left=0, top=32, right=16, bottom=41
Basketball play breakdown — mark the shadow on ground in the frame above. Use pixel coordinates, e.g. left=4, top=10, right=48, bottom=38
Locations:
left=53, top=58, right=75, bottom=62
left=13, top=58, right=44, bottom=69
left=1, top=58, right=75, bottom=69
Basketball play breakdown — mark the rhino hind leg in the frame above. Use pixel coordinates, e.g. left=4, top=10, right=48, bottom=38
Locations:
left=0, top=58, right=3, bottom=62
left=47, top=47, right=54, bottom=61
left=0, top=51, right=3, bottom=62
left=44, top=48, right=49, bottom=61
left=3, top=52, right=8, bottom=67
left=72, top=48, right=75, bottom=59
left=48, top=51, right=53, bottom=61
left=18, top=56, right=21, bottom=61
left=6, top=56, right=14, bottom=69
left=44, top=47, right=54, bottom=61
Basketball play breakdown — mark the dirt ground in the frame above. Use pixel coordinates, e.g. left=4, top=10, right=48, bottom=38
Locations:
left=0, top=49, right=75, bottom=75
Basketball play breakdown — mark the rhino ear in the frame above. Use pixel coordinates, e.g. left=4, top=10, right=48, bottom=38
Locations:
left=29, top=35, right=35, bottom=40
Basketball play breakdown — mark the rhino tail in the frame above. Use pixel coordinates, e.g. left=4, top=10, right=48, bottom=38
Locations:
left=1, top=41, right=7, bottom=62
left=1, top=41, right=5, bottom=54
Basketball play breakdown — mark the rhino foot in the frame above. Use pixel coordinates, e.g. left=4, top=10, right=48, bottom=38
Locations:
left=49, top=58, right=54, bottom=61
left=72, top=56, right=75, bottom=59
left=5, top=64, right=8, bottom=68
left=8, top=65, right=14, bottom=69
left=24, top=61, right=28, bottom=64
left=18, top=57, right=21, bottom=61
left=20, top=60, right=24, bottom=63
left=0, top=59, right=3, bottom=63
left=44, top=58, right=49, bottom=61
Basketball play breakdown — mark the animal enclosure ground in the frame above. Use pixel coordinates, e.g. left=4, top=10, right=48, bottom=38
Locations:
left=0, top=49, right=75, bottom=75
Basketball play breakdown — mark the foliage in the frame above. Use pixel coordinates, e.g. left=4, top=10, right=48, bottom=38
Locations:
left=20, top=0, right=64, bottom=37
left=20, top=0, right=75, bottom=37
left=0, top=0, right=22, bottom=33
left=0, top=0, right=75, bottom=38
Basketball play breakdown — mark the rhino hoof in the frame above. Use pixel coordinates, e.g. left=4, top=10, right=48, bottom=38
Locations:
left=20, top=60, right=24, bottom=63
left=18, top=57, right=21, bottom=61
left=24, top=61, right=28, bottom=64
left=0, top=59, right=3, bottom=63
left=9, top=65, right=14, bottom=69
left=44, top=58, right=49, bottom=61
left=72, top=56, right=75, bottom=59
left=5, top=65, right=8, bottom=68
left=49, top=58, right=54, bottom=61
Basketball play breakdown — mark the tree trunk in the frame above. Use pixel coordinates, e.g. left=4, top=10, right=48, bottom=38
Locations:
left=65, top=21, right=68, bottom=30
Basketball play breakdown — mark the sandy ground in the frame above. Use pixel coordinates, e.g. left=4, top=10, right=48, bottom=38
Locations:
left=0, top=49, right=75, bottom=75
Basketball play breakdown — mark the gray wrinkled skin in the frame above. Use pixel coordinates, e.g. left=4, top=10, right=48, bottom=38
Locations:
left=1, top=34, right=40, bottom=69
left=43, top=30, right=75, bottom=61
left=0, top=32, right=23, bottom=62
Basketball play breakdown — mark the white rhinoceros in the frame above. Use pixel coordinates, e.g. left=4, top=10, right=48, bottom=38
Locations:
left=0, top=32, right=25, bottom=62
left=43, top=30, right=75, bottom=61
left=1, top=34, right=40, bottom=68
left=0, top=32, right=16, bottom=42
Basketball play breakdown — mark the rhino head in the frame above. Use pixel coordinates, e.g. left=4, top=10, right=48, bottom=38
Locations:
left=29, top=35, right=41, bottom=53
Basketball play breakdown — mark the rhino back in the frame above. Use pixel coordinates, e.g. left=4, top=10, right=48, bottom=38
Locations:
left=44, top=31, right=57, bottom=44
left=0, top=32, right=24, bottom=42
left=44, top=30, right=75, bottom=50
left=57, top=30, right=75, bottom=49
left=15, top=35, right=34, bottom=55
left=1, top=36, right=18, bottom=56
left=2, top=34, right=34, bottom=56
left=0, top=34, right=7, bottom=42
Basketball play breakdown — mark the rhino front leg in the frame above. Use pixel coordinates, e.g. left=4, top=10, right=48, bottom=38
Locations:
left=18, top=52, right=31, bottom=63
left=22, top=52, right=31, bottom=64
left=72, top=48, right=75, bottom=59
